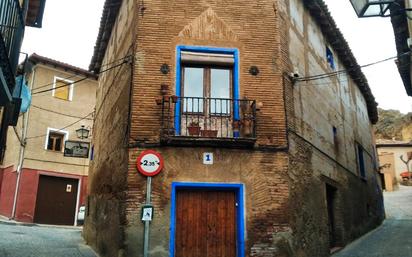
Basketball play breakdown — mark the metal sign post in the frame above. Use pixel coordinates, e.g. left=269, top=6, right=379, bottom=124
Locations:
left=136, top=150, right=164, bottom=257
left=143, top=176, right=151, bottom=257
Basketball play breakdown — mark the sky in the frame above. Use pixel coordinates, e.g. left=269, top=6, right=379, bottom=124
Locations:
left=21, top=0, right=105, bottom=70
left=21, top=0, right=412, bottom=113
left=324, top=0, right=412, bottom=114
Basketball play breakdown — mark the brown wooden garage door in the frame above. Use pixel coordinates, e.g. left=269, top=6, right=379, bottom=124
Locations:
left=175, top=190, right=236, bottom=257
left=34, top=175, right=78, bottom=225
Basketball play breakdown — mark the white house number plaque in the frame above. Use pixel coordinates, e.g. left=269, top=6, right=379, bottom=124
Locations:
left=203, top=152, right=213, bottom=165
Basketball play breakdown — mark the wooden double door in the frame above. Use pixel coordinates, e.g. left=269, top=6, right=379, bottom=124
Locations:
left=175, top=189, right=237, bottom=257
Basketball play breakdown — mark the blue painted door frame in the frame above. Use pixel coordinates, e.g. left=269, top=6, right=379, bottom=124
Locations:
left=174, top=45, right=240, bottom=135
left=169, top=182, right=245, bottom=257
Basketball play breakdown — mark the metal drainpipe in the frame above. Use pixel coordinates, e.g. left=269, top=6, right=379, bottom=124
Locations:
left=11, top=65, right=36, bottom=220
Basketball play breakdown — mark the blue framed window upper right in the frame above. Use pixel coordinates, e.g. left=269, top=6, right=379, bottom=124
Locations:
left=174, top=45, right=240, bottom=135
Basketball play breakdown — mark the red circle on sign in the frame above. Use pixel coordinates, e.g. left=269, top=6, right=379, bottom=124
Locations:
left=136, top=150, right=164, bottom=177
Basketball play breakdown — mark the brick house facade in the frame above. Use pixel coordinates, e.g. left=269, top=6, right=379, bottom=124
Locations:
left=84, top=1, right=384, bottom=257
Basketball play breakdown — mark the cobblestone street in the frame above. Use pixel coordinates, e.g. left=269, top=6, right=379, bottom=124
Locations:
left=0, top=221, right=97, bottom=257
left=333, top=185, right=412, bottom=257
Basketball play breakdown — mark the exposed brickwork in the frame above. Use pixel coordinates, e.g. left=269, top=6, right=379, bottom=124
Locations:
left=126, top=147, right=291, bottom=257
left=87, top=1, right=383, bottom=257
left=129, top=0, right=288, bottom=148
left=83, top=1, right=135, bottom=256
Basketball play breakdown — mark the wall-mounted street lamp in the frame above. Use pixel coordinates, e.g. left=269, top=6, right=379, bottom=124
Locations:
left=349, top=0, right=411, bottom=17
left=350, top=0, right=392, bottom=17
left=76, top=125, right=90, bottom=139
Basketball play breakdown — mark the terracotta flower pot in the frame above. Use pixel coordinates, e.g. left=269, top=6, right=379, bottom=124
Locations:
left=200, top=129, right=218, bottom=137
left=160, top=84, right=169, bottom=95
left=155, top=97, right=162, bottom=105
left=241, top=119, right=253, bottom=137
left=171, top=95, right=178, bottom=103
left=187, top=126, right=201, bottom=136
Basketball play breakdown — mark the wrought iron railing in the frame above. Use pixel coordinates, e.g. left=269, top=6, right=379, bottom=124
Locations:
left=0, top=0, right=25, bottom=76
left=160, top=96, right=256, bottom=140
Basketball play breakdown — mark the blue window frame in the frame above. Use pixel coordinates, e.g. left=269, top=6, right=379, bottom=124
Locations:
left=326, top=46, right=335, bottom=70
left=175, top=45, right=240, bottom=135
left=169, top=182, right=245, bottom=257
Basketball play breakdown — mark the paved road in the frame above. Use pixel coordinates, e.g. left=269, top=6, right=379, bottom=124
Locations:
left=333, top=185, right=412, bottom=257
left=0, top=222, right=98, bottom=257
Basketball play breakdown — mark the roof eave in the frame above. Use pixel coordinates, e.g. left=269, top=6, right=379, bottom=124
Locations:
left=29, top=53, right=98, bottom=80
left=303, top=0, right=379, bottom=124
left=25, top=0, right=47, bottom=28
left=89, top=0, right=123, bottom=73
left=390, top=0, right=412, bottom=96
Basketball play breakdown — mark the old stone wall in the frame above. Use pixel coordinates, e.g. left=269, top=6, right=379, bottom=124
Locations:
left=286, top=0, right=384, bottom=255
left=83, top=0, right=136, bottom=256
left=288, top=134, right=384, bottom=257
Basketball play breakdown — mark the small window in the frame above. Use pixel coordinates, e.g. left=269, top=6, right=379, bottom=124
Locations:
left=53, top=77, right=73, bottom=101
left=326, top=46, right=335, bottom=70
left=356, top=143, right=366, bottom=179
left=47, top=132, right=65, bottom=151
left=333, top=126, right=339, bottom=148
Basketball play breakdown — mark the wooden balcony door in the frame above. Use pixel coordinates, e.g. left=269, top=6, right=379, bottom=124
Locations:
left=175, top=189, right=237, bottom=257
left=181, top=66, right=233, bottom=136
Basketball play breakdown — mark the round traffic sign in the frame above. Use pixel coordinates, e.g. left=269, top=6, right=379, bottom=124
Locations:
left=136, top=150, right=164, bottom=177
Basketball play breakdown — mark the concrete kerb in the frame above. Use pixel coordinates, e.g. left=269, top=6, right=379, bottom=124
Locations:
left=0, top=215, right=83, bottom=230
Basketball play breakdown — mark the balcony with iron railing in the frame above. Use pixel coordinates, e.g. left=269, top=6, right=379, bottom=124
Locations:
left=0, top=0, right=25, bottom=103
left=160, top=96, right=257, bottom=147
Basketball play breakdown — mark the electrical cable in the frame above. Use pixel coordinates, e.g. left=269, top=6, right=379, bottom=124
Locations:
left=26, top=111, right=94, bottom=140
left=296, top=54, right=412, bottom=87
left=26, top=55, right=132, bottom=140
left=31, top=104, right=94, bottom=120
left=295, top=50, right=411, bottom=82
left=31, top=55, right=132, bottom=91
left=94, top=54, right=132, bottom=119
left=32, top=57, right=131, bottom=95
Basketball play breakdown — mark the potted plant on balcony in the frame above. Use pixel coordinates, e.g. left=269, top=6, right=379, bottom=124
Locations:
left=200, top=129, right=218, bottom=137
left=187, top=121, right=201, bottom=136
left=155, top=97, right=163, bottom=105
left=171, top=95, right=179, bottom=103
left=241, top=117, right=253, bottom=137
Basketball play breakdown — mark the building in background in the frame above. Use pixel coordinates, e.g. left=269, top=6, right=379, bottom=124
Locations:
left=377, top=139, right=412, bottom=191
left=84, top=0, right=383, bottom=257
left=0, top=54, right=97, bottom=225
